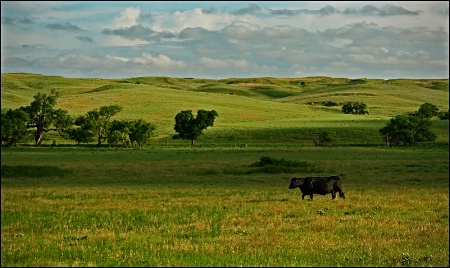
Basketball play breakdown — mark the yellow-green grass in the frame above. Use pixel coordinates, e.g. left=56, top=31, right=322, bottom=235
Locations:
left=1, top=73, right=448, bottom=144
left=1, top=146, right=448, bottom=266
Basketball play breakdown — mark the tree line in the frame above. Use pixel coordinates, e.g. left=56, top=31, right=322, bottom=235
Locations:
left=1, top=90, right=218, bottom=147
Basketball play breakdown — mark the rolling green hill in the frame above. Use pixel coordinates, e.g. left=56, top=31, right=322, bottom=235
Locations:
left=1, top=73, right=448, bottom=145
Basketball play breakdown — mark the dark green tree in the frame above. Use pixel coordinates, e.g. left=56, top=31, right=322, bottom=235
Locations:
left=105, top=119, right=156, bottom=147
left=342, top=102, right=369, bottom=115
left=51, top=108, right=74, bottom=138
left=63, top=114, right=95, bottom=145
left=20, top=90, right=72, bottom=146
left=354, top=102, right=369, bottom=115
left=83, top=105, right=123, bottom=146
left=107, top=120, right=131, bottom=146
left=379, top=114, right=437, bottom=146
left=1, top=108, right=30, bottom=146
left=173, top=109, right=218, bottom=145
left=65, top=126, right=95, bottom=145
left=129, top=119, right=156, bottom=147
left=437, top=110, right=449, bottom=120
left=417, top=103, right=439, bottom=118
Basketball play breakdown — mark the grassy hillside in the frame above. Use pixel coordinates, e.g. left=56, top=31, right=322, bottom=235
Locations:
left=1, top=73, right=448, bottom=145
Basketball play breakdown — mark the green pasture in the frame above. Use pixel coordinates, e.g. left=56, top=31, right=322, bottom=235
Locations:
left=1, top=145, right=449, bottom=267
left=1, top=74, right=448, bottom=143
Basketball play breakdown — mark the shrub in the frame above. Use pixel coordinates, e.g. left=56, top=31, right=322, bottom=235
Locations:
left=322, top=101, right=339, bottom=107
left=1, top=165, right=72, bottom=178
left=342, top=102, right=369, bottom=115
left=437, top=110, right=448, bottom=120
left=248, top=156, right=318, bottom=174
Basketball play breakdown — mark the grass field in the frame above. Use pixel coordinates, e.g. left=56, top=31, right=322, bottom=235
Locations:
left=1, top=145, right=449, bottom=266
left=1, top=73, right=449, bottom=266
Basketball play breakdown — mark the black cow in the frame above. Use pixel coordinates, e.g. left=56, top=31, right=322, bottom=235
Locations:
left=289, top=176, right=345, bottom=200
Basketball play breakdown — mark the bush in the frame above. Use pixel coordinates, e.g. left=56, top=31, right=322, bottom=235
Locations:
left=250, top=156, right=307, bottom=167
left=437, top=110, right=449, bottom=120
left=322, top=101, right=339, bottom=107
left=1, top=165, right=72, bottom=178
left=342, top=102, right=369, bottom=115
left=248, top=156, right=318, bottom=174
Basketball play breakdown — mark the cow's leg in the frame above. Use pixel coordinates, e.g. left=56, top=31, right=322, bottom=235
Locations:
left=331, top=191, right=336, bottom=199
left=302, top=194, right=306, bottom=200
left=339, top=191, right=345, bottom=199
left=310, top=194, right=313, bottom=200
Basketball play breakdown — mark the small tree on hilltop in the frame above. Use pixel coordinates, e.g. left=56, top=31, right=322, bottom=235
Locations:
left=342, top=102, right=369, bottom=115
left=173, top=109, right=218, bottom=145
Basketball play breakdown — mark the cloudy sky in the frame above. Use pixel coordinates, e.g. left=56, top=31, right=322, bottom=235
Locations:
left=1, top=1, right=448, bottom=79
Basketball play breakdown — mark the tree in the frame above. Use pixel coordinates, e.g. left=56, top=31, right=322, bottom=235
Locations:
left=65, top=126, right=95, bottom=145
left=437, top=110, right=449, bottom=120
left=379, top=114, right=437, bottom=146
left=129, top=119, right=156, bottom=147
left=342, top=102, right=369, bottom=115
left=20, top=90, right=72, bottom=146
left=1, top=108, right=30, bottom=146
left=173, top=109, right=218, bottom=145
left=64, top=114, right=95, bottom=145
left=312, top=130, right=336, bottom=147
left=105, top=119, right=156, bottom=147
left=417, top=103, right=439, bottom=118
left=52, top=108, right=74, bottom=138
left=107, top=120, right=131, bottom=146
left=82, top=105, right=123, bottom=146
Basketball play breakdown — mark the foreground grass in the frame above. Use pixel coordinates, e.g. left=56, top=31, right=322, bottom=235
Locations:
left=1, top=145, right=448, bottom=266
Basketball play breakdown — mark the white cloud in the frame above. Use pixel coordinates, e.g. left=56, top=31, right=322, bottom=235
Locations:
left=57, top=54, right=99, bottom=66
left=131, top=53, right=186, bottom=69
left=106, top=54, right=129, bottom=62
left=200, top=57, right=249, bottom=69
left=151, top=8, right=257, bottom=33
left=102, top=35, right=148, bottom=47
left=114, top=7, right=141, bottom=28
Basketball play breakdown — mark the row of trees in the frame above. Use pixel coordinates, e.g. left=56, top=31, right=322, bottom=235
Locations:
left=1, top=91, right=154, bottom=147
left=1, top=90, right=218, bottom=147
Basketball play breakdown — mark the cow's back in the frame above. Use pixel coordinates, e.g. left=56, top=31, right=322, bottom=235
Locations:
left=301, top=177, right=333, bottom=195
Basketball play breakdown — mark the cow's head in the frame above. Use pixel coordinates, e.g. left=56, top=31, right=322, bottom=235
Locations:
left=289, top=177, right=305, bottom=189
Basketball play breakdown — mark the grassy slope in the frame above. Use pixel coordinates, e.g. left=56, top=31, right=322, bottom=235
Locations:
left=1, top=73, right=448, bottom=144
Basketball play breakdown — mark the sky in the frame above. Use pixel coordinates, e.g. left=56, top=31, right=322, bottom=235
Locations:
left=1, top=1, right=449, bottom=79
